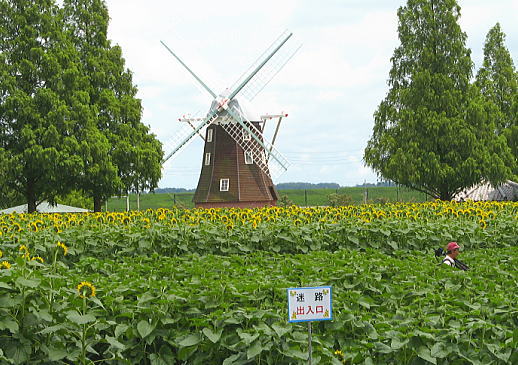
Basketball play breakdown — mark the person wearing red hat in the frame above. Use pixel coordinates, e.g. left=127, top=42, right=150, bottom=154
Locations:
left=443, top=242, right=460, bottom=266
left=442, top=242, right=469, bottom=270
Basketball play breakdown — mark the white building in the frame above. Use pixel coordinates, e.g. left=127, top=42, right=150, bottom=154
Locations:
left=454, top=180, right=518, bottom=201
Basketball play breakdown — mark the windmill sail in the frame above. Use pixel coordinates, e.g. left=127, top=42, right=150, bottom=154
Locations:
left=220, top=104, right=289, bottom=178
left=162, top=110, right=219, bottom=163
left=228, top=31, right=302, bottom=101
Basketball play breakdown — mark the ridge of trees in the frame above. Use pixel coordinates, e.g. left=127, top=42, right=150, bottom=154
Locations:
left=275, top=182, right=340, bottom=190
left=364, top=0, right=515, bottom=200
left=0, top=0, right=163, bottom=212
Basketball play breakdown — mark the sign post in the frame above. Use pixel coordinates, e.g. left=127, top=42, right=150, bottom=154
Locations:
left=287, top=286, right=332, bottom=364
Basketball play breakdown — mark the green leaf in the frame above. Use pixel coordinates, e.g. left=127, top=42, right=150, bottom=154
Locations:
left=238, top=331, right=259, bottom=345
left=38, top=324, right=65, bottom=335
left=247, top=340, right=263, bottom=359
left=15, top=277, right=40, bottom=288
left=137, top=320, right=155, bottom=338
left=177, top=345, right=198, bottom=361
left=106, top=336, right=125, bottom=350
left=178, top=333, right=201, bottom=347
left=374, top=342, right=393, bottom=354
left=149, top=353, right=168, bottom=365
left=417, top=346, right=437, bottom=364
left=66, top=311, right=96, bottom=325
left=222, top=354, right=241, bottom=365
left=5, top=341, right=31, bottom=364
left=0, top=282, right=11, bottom=290
left=364, top=358, right=375, bottom=365
left=47, top=346, right=67, bottom=361
left=202, top=327, right=222, bottom=343
left=272, top=323, right=291, bottom=338
left=387, top=240, right=398, bottom=250
left=282, top=347, right=307, bottom=360
left=430, top=342, right=450, bottom=359
left=390, top=337, right=408, bottom=350
left=115, top=323, right=128, bottom=338
left=486, top=343, right=511, bottom=362
left=0, top=319, right=19, bottom=334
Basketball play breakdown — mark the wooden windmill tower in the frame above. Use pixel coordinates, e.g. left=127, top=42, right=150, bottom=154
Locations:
left=161, top=31, right=300, bottom=208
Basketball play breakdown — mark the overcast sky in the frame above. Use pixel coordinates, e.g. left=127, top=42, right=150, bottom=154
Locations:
left=104, top=0, right=517, bottom=189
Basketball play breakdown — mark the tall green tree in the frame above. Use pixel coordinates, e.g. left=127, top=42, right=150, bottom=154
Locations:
left=62, top=0, right=162, bottom=211
left=62, top=0, right=121, bottom=212
left=364, top=0, right=513, bottom=200
left=475, top=23, right=518, bottom=179
left=0, top=0, right=84, bottom=212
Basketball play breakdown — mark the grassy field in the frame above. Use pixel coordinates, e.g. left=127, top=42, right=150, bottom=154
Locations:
left=104, top=186, right=429, bottom=211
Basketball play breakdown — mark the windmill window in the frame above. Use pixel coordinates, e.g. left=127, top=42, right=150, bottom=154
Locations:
left=204, top=153, right=211, bottom=165
left=206, top=128, right=213, bottom=142
left=244, top=151, right=253, bottom=165
left=243, top=131, right=251, bottom=141
left=220, top=178, right=229, bottom=192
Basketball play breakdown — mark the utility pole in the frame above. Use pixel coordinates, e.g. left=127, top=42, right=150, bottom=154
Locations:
left=363, top=180, right=367, bottom=204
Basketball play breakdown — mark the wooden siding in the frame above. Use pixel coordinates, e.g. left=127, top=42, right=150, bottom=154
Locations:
left=193, top=123, right=277, bottom=207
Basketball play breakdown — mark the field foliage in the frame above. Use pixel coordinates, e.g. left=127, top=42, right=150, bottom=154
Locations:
left=0, top=201, right=517, bottom=364
left=104, top=186, right=428, bottom=211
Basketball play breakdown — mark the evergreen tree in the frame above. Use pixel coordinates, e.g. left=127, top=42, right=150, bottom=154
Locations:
left=63, top=0, right=162, bottom=211
left=364, top=0, right=513, bottom=200
left=0, top=0, right=84, bottom=212
left=475, top=23, right=518, bottom=179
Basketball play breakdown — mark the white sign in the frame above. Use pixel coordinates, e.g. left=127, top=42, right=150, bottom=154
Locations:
left=287, top=286, right=332, bottom=323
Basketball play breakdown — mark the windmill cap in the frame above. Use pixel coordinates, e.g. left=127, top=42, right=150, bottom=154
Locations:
left=447, top=242, right=460, bottom=251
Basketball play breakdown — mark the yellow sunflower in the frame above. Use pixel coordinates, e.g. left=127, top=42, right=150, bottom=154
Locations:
left=77, top=281, right=96, bottom=298
left=57, top=241, right=68, bottom=256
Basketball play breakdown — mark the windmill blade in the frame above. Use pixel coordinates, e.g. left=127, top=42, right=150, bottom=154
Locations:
left=220, top=105, right=289, bottom=178
left=228, top=31, right=302, bottom=102
left=160, top=40, right=217, bottom=98
left=162, top=110, right=219, bottom=164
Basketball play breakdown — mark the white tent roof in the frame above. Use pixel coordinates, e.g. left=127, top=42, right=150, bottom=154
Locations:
left=0, top=201, right=90, bottom=214
left=454, top=180, right=518, bottom=201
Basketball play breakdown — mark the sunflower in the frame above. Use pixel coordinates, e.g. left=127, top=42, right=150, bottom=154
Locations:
left=0, top=261, right=11, bottom=269
left=57, top=241, right=68, bottom=256
left=29, top=222, right=39, bottom=232
left=31, top=256, right=44, bottom=263
left=19, top=245, right=30, bottom=259
left=77, top=281, right=96, bottom=298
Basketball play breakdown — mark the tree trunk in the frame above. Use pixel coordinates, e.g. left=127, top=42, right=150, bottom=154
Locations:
left=439, top=189, right=453, bottom=201
left=27, top=180, right=37, bottom=213
left=93, top=195, right=102, bottom=212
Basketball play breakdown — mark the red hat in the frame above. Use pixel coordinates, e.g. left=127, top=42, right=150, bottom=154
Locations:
left=447, top=242, right=460, bottom=251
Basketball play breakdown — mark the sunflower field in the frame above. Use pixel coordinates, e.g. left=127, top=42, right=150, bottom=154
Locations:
left=0, top=200, right=517, bottom=364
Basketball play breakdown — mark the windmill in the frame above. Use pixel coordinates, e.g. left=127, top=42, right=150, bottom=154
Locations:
left=161, top=31, right=300, bottom=208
